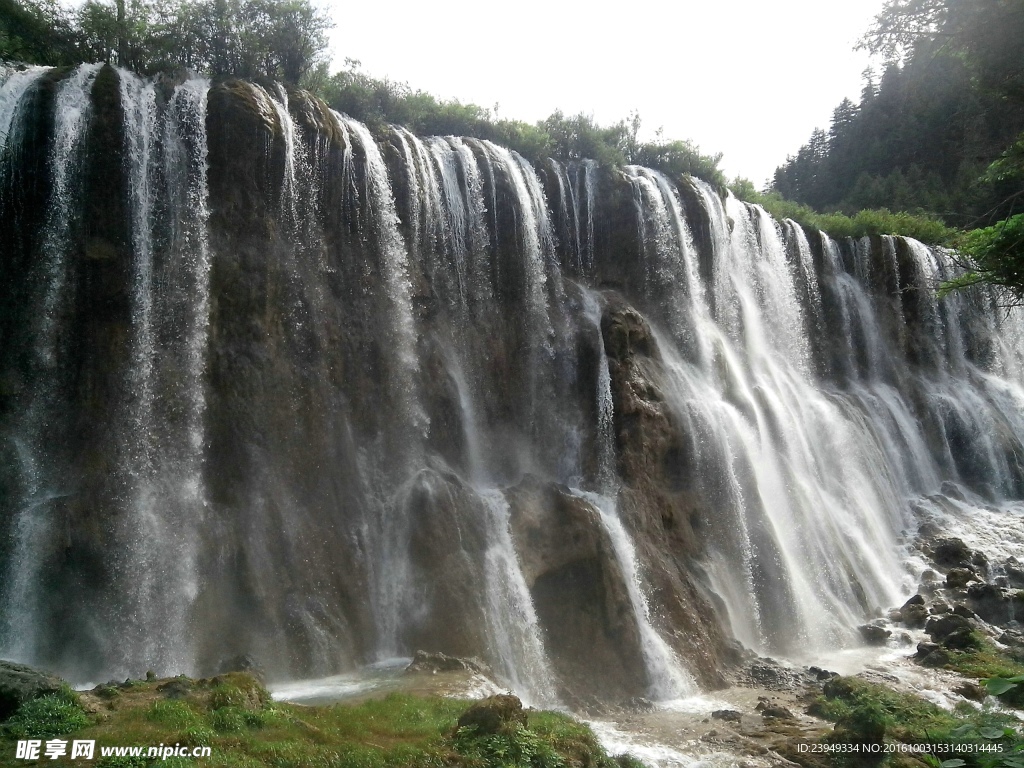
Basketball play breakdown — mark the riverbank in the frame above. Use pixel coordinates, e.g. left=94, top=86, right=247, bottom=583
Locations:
left=0, top=667, right=648, bottom=768
left=2, top=635, right=1022, bottom=768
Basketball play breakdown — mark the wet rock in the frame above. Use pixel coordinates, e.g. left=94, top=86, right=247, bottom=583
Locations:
left=972, top=553, right=990, bottom=575
left=941, top=627, right=980, bottom=650
left=967, top=583, right=1020, bottom=625
left=215, top=653, right=266, bottom=682
left=405, top=650, right=489, bottom=675
left=929, top=602, right=951, bottom=614
left=946, top=568, right=979, bottom=589
left=931, top=537, right=973, bottom=568
left=457, top=694, right=527, bottom=734
left=920, top=648, right=951, bottom=667
left=925, top=613, right=971, bottom=641
left=760, top=705, right=795, bottom=720
left=746, top=659, right=802, bottom=690
left=0, top=661, right=65, bottom=720
left=900, top=596, right=929, bottom=628
left=920, top=570, right=939, bottom=585
left=998, top=629, right=1024, bottom=647
left=157, top=678, right=194, bottom=699
left=622, top=696, right=656, bottom=712
left=808, top=666, right=838, bottom=681
left=954, top=682, right=986, bottom=702
left=940, top=481, right=966, bottom=502
left=858, top=624, right=891, bottom=645
left=918, top=522, right=942, bottom=539
left=1005, top=559, right=1024, bottom=589
left=915, top=641, right=940, bottom=658
left=952, top=604, right=976, bottom=619
left=507, top=477, right=648, bottom=702
left=712, top=709, right=743, bottom=722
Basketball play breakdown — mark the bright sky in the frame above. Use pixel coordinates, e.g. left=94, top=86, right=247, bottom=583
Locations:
left=322, top=0, right=886, bottom=187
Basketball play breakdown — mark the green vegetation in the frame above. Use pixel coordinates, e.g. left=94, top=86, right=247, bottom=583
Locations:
left=937, top=639, right=1024, bottom=708
left=799, top=639, right=1024, bottom=767
left=1, top=0, right=332, bottom=83
left=765, top=0, right=1024, bottom=300
left=308, top=59, right=726, bottom=186
left=0, top=673, right=641, bottom=768
left=728, top=182, right=953, bottom=244
left=810, top=676, right=1022, bottom=767
left=1, top=687, right=90, bottom=740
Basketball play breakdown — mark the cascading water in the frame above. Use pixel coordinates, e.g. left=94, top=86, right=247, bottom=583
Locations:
left=0, top=63, right=101, bottom=660
left=0, top=66, right=1022, bottom=706
left=479, top=489, right=559, bottom=707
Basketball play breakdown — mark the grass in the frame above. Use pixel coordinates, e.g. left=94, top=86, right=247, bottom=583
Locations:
left=0, top=674, right=642, bottom=768
left=806, top=676, right=1022, bottom=768
left=939, top=639, right=1024, bottom=709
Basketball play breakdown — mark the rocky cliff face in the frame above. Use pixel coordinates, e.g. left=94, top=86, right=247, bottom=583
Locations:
left=1, top=64, right=1022, bottom=704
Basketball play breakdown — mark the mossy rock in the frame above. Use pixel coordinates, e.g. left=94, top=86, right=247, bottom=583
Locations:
left=0, top=661, right=66, bottom=721
left=456, top=693, right=528, bottom=735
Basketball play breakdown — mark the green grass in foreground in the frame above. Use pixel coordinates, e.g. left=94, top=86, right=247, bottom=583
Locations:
left=807, top=675, right=1023, bottom=768
left=0, top=673, right=643, bottom=768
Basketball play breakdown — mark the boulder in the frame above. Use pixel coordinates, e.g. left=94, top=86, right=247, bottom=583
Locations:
left=406, top=650, right=489, bottom=675
left=954, top=682, right=986, bottom=702
left=920, top=648, right=951, bottom=667
left=915, top=641, right=940, bottom=659
left=0, top=661, right=65, bottom=720
left=952, top=604, right=976, bottom=619
left=711, top=709, right=742, bottom=722
left=941, top=627, right=979, bottom=650
left=760, top=705, right=795, bottom=720
left=998, top=630, right=1024, bottom=647
left=215, top=653, right=266, bottom=682
left=900, top=596, right=929, bottom=628
left=457, top=694, right=527, bottom=734
left=925, top=613, right=971, bottom=641
left=940, top=481, right=966, bottom=502
left=946, top=568, right=979, bottom=589
left=1005, top=559, right=1024, bottom=589
left=930, top=538, right=973, bottom=568
left=858, top=624, right=891, bottom=645
left=967, top=583, right=1019, bottom=625
left=929, top=602, right=951, bottom=614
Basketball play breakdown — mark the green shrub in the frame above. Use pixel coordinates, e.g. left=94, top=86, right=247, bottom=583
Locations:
left=2, top=690, right=91, bottom=739
left=453, top=723, right=565, bottom=768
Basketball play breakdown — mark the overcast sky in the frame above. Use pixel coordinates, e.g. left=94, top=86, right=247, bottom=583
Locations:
left=322, top=0, right=887, bottom=187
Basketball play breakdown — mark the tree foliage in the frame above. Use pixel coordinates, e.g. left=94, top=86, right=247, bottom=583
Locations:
left=768, top=0, right=1024, bottom=298
left=308, top=61, right=726, bottom=187
left=774, top=0, right=1024, bottom=226
left=0, top=0, right=331, bottom=82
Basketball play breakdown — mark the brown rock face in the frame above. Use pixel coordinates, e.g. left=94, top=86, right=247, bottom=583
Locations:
left=599, top=296, right=731, bottom=688
left=507, top=477, right=647, bottom=704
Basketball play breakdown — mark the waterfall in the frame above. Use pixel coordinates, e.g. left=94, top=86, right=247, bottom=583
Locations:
left=331, top=111, right=424, bottom=441
left=0, top=63, right=101, bottom=660
left=582, top=289, right=616, bottom=491
left=0, top=68, right=1022, bottom=700
left=579, top=491, right=697, bottom=700
left=479, top=489, right=559, bottom=707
